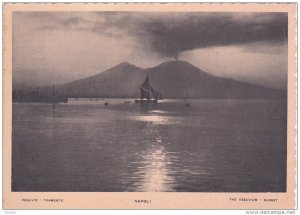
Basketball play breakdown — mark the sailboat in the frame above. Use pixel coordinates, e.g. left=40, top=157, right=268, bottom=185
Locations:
left=135, top=73, right=162, bottom=104
left=50, top=84, right=68, bottom=103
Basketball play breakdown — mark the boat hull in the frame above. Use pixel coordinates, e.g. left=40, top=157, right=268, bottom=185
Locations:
left=135, top=99, right=158, bottom=104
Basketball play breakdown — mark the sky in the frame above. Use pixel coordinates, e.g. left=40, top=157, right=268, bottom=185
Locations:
left=13, top=12, right=288, bottom=89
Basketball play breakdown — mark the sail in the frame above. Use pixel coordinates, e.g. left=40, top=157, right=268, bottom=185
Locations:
left=150, top=86, right=160, bottom=100
left=139, top=74, right=161, bottom=101
left=140, top=88, right=150, bottom=99
left=140, top=75, right=150, bottom=99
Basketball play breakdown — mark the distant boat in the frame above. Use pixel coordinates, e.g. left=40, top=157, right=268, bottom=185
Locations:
left=49, top=85, right=68, bottom=103
left=135, top=73, right=162, bottom=104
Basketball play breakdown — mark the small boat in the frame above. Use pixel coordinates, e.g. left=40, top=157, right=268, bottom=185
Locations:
left=124, top=101, right=131, bottom=104
left=135, top=73, right=162, bottom=104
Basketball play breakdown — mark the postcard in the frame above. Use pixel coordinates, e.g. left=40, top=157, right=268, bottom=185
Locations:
left=3, top=3, right=296, bottom=209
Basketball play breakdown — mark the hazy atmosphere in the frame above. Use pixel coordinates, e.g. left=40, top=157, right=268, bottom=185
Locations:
left=12, top=10, right=288, bottom=194
left=13, top=12, right=288, bottom=89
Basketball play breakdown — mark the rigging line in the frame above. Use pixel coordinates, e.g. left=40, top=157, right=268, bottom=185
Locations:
left=282, top=27, right=287, bottom=42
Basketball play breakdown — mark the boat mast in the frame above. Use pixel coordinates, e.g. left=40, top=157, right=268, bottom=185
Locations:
left=52, top=84, right=56, bottom=96
left=147, top=73, right=150, bottom=101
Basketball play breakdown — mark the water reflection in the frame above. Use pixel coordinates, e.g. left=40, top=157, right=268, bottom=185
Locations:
left=133, top=140, right=176, bottom=192
left=128, top=103, right=171, bottom=125
left=12, top=99, right=287, bottom=192
left=129, top=105, right=176, bottom=191
left=139, top=103, right=156, bottom=113
left=133, top=115, right=170, bottom=125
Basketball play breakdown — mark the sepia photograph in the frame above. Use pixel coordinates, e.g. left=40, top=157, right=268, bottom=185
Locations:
left=3, top=3, right=296, bottom=209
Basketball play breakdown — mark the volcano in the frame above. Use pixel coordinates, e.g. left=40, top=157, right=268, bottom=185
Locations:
left=58, top=61, right=286, bottom=99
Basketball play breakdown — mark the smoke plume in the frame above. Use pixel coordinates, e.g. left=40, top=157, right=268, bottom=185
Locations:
left=95, top=12, right=288, bottom=60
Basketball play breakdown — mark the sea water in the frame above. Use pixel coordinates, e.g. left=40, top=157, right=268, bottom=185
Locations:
left=12, top=98, right=287, bottom=192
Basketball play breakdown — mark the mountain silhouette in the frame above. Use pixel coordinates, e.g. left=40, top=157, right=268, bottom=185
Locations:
left=59, top=62, right=146, bottom=98
left=58, top=61, right=286, bottom=99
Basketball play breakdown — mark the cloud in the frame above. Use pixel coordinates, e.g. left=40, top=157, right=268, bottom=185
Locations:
left=118, top=12, right=288, bottom=59
left=181, top=41, right=287, bottom=90
left=23, top=11, right=288, bottom=59
left=12, top=11, right=288, bottom=89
